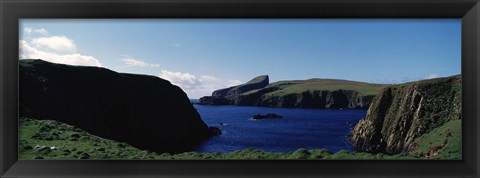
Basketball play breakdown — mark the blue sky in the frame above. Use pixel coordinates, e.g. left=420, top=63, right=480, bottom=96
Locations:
left=19, top=19, right=461, bottom=98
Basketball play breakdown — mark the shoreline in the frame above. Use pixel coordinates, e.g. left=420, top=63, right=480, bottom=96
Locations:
left=19, top=118, right=459, bottom=160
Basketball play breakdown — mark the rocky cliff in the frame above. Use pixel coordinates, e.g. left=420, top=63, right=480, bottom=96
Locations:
left=238, top=89, right=375, bottom=109
left=200, top=76, right=386, bottom=109
left=200, top=75, right=270, bottom=105
left=20, top=59, right=216, bottom=153
left=350, top=75, right=461, bottom=154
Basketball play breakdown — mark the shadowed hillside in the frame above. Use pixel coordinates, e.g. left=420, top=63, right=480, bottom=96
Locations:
left=20, top=59, right=218, bottom=153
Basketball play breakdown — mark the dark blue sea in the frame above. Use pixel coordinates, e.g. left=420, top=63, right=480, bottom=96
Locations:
left=193, top=105, right=366, bottom=153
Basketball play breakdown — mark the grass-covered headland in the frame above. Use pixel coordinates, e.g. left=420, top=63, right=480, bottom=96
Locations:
left=19, top=117, right=460, bottom=160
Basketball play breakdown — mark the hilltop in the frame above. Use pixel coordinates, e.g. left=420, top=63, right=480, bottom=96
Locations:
left=200, top=75, right=388, bottom=109
left=20, top=59, right=218, bottom=153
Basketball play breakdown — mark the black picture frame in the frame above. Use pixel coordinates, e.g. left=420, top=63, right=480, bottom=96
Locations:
left=1, top=0, right=479, bottom=177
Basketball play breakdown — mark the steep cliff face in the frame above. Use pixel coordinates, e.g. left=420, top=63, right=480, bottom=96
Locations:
left=20, top=59, right=215, bottom=153
left=350, top=75, right=461, bottom=154
left=197, top=96, right=230, bottom=105
left=238, top=89, right=374, bottom=109
left=200, top=75, right=269, bottom=105
left=200, top=76, right=385, bottom=109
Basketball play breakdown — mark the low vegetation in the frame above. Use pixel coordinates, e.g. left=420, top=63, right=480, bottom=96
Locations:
left=409, top=119, right=462, bottom=159
left=350, top=75, right=462, bottom=155
left=257, top=79, right=388, bottom=97
left=19, top=117, right=460, bottom=160
left=19, top=118, right=155, bottom=160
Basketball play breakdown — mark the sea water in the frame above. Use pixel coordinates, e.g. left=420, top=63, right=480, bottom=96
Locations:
left=193, top=105, right=366, bottom=153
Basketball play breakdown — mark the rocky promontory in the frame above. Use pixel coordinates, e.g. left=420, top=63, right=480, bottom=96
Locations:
left=200, top=75, right=386, bottom=109
left=20, top=59, right=217, bottom=153
left=214, top=75, right=269, bottom=98
left=199, top=75, right=269, bottom=105
left=350, top=75, right=461, bottom=154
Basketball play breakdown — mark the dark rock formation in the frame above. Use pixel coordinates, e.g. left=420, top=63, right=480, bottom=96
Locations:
left=200, top=75, right=269, bottom=105
left=211, top=86, right=236, bottom=98
left=233, top=87, right=280, bottom=106
left=252, top=89, right=374, bottom=109
left=252, top=113, right=283, bottom=120
left=198, top=96, right=230, bottom=105
left=20, top=59, right=216, bottom=153
left=350, top=75, right=461, bottom=154
left=208, top=127, right=222, bottom=135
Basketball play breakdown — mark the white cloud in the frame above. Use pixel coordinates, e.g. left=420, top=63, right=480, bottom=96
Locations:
left=425, top=74, right=440, bottom=79
left=120, top=56, right=160, bottom=68
left=159, top=70, right=200, bottom=89
left=158, top=70, right=242, bottom=98
left=19, top=28, right=102, bottom=67
left=24, top=27, right=49, bottom=35
left=24, top=27, right=32, bottom=33
left=31, top=36, right=76, bottom=54
left=20, top=40, right=102, bottom=67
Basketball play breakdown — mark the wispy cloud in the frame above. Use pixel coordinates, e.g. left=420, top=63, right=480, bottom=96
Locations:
left=173, top=43, right=182, bottom=48
left=369, top=79, right=399, bottom=84
left=24, top=27, right=49, bottom=36
left=158, top=70, right=242, bottom=98
left=172, top=36, right=192, bottom=48
left=425, top=74, right=440, bottom=79
left=119, top=55, right=160, bottom=68
left=370, top=76, right=425, bottom=84
left=19, top=28, right=102, bottom=67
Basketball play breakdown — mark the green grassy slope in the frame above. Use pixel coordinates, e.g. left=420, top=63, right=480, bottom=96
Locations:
left=409, top=119, right=462, bottom=159
left=19, top=118, right=158, bottom=159
left=242, top=78, right=388, bottom=97
left=19, top=117, right=459, bottom=160
left=244, top=75, right=268, bottom=84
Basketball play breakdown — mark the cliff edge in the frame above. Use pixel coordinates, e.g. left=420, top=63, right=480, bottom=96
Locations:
left=20, top=59, right=216, bottom=153
left=200, top=75, right=386, bottom=109
left=350, top=75, right=461, bottom=154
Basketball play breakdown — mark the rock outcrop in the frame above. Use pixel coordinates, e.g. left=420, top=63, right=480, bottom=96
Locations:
left=197, top=96, right=230, bottom=105
left=200, top=75, right=383, bottom=109
left=20, top=59, right=216, bottom=153
left=252, top=113, right=283, bottom=120
left=200, top=75, right=269, bottom=105
left=350, top=75, right=461, bottom=154
left=242, top=89, right=375, bottom=109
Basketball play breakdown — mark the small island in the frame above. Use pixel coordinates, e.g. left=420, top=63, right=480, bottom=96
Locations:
left=252, top=113, right=283, bottom=120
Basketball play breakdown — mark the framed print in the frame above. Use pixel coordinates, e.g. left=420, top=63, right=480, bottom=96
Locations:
left=1, top=0, right=479, bottom=177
